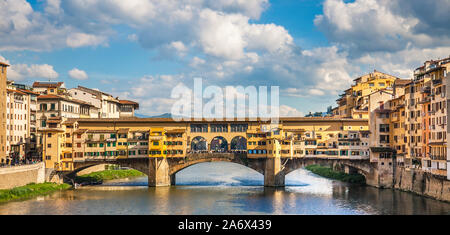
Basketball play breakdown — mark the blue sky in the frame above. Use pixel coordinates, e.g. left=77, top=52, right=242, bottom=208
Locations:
left=1, top=0, right=449, bottom=116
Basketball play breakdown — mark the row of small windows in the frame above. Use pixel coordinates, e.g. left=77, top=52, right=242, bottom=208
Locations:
left=149, top=150, right=184, bottom=155
left=191, top=124, right=248, bottom=133
left=86, top=142, right=149, bottom=148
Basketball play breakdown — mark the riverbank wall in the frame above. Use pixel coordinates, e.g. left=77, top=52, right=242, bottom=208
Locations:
left=0, top=163, right=45, bottom=189
left=392, top=167, right=450, bottom=202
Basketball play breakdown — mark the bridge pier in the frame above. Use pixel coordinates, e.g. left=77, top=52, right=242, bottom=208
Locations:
left=170, top=174, right=176, bottom=186
left=264, top=157, right=285, bottom=187
left=148, top=158, right=172, bottom=187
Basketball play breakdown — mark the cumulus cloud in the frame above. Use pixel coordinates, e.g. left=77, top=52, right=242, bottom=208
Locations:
left=2, top=0, right=450, bottom=116
left=68, top=68, right=88, bottom=80
left=0, top=0, right=110, bottom=51
left=280, top=105, right=303, bottom=117
left=66, top=33, right=107, bottom=48
left=0, top=55, right=59, bottom=81
left=314, top=0, right=450, bottom=55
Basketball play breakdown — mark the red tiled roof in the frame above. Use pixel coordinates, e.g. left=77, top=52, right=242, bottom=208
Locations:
left=119, top=100, right=138, bottom=105
left=32, top=81, right=64, bottom=88
left=17, top=88, right=40, bottom=95
left=7, top=89, right=27, bottom=95
left=394, top=79, right=412, bottom=86
left=37, top=94, right=63, bottom=99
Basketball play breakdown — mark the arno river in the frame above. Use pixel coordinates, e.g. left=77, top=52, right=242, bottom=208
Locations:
left=1, top=162, right=449, bottom=215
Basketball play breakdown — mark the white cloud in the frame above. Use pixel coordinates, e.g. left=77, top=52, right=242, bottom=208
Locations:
left=314, top=0, right=450, bottom=54
left=68, top=68, right=88, bottom=80
left=66, top=33, right=107, bottom=48
left=9, top=64, right=59, bottom=81
left=1, top=55, right=59, bottom=81
left=280, top=105, right=303, bottom=117
left=0, top=0, right=111, bottom=51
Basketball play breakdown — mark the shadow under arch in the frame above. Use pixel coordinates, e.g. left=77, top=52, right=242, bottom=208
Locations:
left=66, top=159, right=150, bottom=180
left=172, top=161, right=264, bottom=186
left=169, top=156, right=264, bottom=176
left=210, top=136, right=228, bottom=152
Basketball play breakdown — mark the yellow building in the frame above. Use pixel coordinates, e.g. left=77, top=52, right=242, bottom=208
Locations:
left=334, top=70, right=399, bottom=119
left=39, top=117, right=369, bottom=172
left=149, top=127, right=167, bottom=158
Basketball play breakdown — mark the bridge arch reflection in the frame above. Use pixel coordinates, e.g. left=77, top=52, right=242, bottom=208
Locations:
left=174, top=161, right=264, bottom=186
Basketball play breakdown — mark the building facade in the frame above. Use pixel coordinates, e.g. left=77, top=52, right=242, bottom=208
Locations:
left=0, top=62, right=8, bottom=164
left=39, top=117, right=368, bottom=171
left=334, top=70, right=399, bottom=119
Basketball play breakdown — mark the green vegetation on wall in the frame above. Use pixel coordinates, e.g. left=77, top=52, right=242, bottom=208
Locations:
left=0, top=183, right=71, bottom=203
left=305, top=165, right=366, bottom=184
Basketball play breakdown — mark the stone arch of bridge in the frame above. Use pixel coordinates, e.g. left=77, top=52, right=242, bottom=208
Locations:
left=282, top=158, right=371, bottom=180
left=69, top=159, right=150, bottom=178
left=168, top=156, right=264, bottom=176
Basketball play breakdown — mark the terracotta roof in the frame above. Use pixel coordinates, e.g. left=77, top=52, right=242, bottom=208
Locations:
left=7, top=89, right=27, bottom=95
left=394, top=79, right=412, bottom=86
left=0, top=61, right=10, bottom=67
left=32, top=81, right=64, bottom=88
left=86, top=130, right=116, bottom=133
left=67, top=117, right=368, bottom=124
left=119, top=100, right=139, bottom=105
left=37, top=94, right=63, bottom=99
left=17, top=88, right=40, bottom=95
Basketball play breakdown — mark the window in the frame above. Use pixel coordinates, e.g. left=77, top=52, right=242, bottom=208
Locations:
left=230, top=124, right=248, bottom=132
left=210, top=124, right=228, bottom=132
left=190, top=124, right=208, bottom=133
left=379, top=124, right=389, bottom=132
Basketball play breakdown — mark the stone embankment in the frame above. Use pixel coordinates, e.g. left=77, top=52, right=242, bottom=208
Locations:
left=0, top=163, right=45, bottom=190
left=393, top=167, right=450, bottom=202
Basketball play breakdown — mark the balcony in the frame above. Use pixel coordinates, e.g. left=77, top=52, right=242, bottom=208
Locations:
left=432, top=79, right=442, bottom=85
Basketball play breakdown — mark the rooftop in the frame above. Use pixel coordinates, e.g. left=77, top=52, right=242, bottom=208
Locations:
left=67, top=116, right=368, bottom=123
left=0, top=61, right=10, bottom=67
left=32, top=81, right=65, bottom=88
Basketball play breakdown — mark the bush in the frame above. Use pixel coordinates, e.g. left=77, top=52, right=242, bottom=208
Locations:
left=0, top=183, right=71, bottom=203
left=75, top=169, right=145, bottom=184
left=305, top=165, right=366, bottom=185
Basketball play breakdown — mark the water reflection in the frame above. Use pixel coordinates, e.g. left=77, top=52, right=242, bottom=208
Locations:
left=0, top=162, right=449, bottom=215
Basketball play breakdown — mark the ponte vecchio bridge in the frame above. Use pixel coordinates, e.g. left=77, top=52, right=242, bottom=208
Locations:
left=40, top=117, right=384, bottom=187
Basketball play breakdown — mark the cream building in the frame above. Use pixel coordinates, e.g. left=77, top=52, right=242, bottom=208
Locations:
left=0, top=62, right=9, bottom=164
